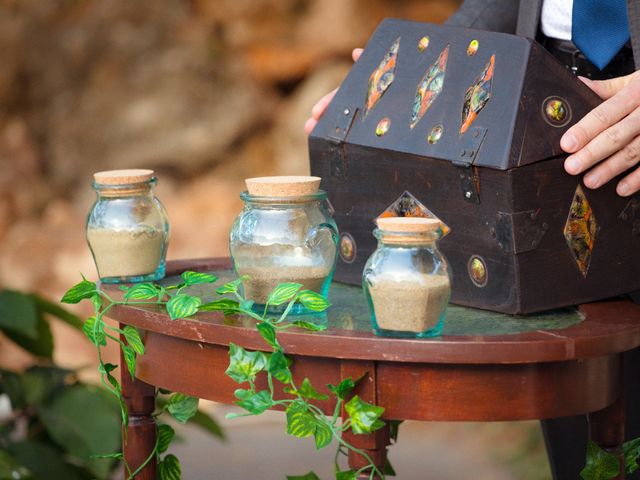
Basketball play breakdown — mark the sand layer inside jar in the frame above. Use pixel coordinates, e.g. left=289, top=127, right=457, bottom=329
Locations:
left=369, top=275, right=450, bottom=333
left=237, top=265, right=330, bottom=304
left=87, top=228, right=164, bottom=278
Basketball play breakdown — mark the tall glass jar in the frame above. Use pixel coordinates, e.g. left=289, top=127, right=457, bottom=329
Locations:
left=229, top=176, right=338, bottom=314
left=363, top=217, right=451, bottom=338
left=86, top=169, right=170, bottom=283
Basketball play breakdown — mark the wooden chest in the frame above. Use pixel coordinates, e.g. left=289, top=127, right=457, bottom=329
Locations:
left=309, top=19, right=640, bottom=314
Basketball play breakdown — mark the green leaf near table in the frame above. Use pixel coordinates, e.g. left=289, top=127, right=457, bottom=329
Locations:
left=267, top=282, right=303, bottom=306
left=296, top=290, right=331, bottom=312
left=328, top=377, right=356, bottom=401
left=625, top=437, right=640, bottom=474
left=344, top=395, right=385, bottom=435
left=294, top=378, right=328, bottom=401
left=257, top=321, right=279, bottom=349
left=225, top=343, right=267, bottom=383
left=123, top=283, right=160, bottom=300
left=335, top=470, right=357, bottom=480
left=122, top=325, right=145, bottom=355
left=234, top=389, right=273, bottom=415
left=82, top=316, right=106, bottom=347
left=157, top=424, right=176, bottom=455
left=37, top=385, right=121, bottom=479
left=166, top=393, right=199, bottom=423
left=286, top=401, right=317, bottom=439
left=61, top=278, right=96, bottom=304
left=198, top=298, right=240, bottom=315
left=580, top=440, right=620, bottom=480
left=158, top=454, right=181, bottom=480
left=267, top=349, right=292, bottom=383
left=286, top=472, right=321, bottom=480
left=166, top=294, right=201, bottom=320
left=291, top=320, right=327, bottom=332
left=181, top=270, right=218, bottom=286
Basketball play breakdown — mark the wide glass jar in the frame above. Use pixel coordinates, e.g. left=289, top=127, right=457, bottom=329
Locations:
left=229, top=176, right=338, bottom=314
left=363, top=217, right=451, bottom=338
left=86, top=169, right=170, bottom=283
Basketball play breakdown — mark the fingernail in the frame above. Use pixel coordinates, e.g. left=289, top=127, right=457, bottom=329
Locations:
left=618, top=182, right=630, bottom=196
left=565, top=157, right=580, bottom=173
left=585, top=174, right=601, bottom=188
left=561, top=134, right=578, bottom=151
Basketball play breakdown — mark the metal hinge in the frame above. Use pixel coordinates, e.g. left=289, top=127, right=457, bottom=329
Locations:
left=491, top=209, right=549, bottom=254
left=453, top=126, right=487, bottom=204
left=328, top=106, right=358, bottom=180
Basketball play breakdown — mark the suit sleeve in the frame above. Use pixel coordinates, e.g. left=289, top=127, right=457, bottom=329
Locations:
left=445, top=0, right=519, bottom=34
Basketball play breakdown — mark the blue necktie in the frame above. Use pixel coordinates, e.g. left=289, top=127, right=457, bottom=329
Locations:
left=572, top=0, right=630, bottom=70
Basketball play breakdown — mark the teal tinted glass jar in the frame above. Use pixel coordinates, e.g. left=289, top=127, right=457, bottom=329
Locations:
left=229, top=176, right=338, bottom=314
left=363, top=217, right=451, bottom=338
left=86, top=169, right=170, bottom=283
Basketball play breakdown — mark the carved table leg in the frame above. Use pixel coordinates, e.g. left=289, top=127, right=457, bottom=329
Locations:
left=121, top=327, right=157, bottom=479
left=588, top=359, right=625, bottom=480
left=341, top=360, right=391, bottom=479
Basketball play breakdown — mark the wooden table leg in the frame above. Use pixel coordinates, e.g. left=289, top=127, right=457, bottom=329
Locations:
left=588, top=358, right=625, bottom=480
left=121, top=328, right=157, bottom=479
left=341, top=360, right=391, bottom=480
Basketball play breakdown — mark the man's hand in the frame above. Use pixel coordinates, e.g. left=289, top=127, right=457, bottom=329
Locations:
left=304, top=48, right=363, bottom=135
left=561, top=70, right=640, bottom=196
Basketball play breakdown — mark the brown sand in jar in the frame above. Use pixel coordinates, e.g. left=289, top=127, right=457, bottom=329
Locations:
left=87, top=228, right=164, bottom=278
left=237, top=265, right=330, bottom=304
left=369, top=274, right=450, bottom=333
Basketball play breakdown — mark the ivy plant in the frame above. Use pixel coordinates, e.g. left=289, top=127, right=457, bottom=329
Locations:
left=61, top=271, right=390, bottom=479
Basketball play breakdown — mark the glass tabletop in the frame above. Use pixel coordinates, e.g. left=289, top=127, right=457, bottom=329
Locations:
left=163, top=269, right=585, bottom=337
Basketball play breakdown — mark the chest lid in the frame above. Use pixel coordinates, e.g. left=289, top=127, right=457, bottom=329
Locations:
left=310, top=18, right=602, bottom=170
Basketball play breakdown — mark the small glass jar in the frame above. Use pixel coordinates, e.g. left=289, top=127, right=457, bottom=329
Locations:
left=229, top=176, right=338, bottom=314
left=86, top=169, right=170, bottom=283
left=363, top=217, right=451, bottom=338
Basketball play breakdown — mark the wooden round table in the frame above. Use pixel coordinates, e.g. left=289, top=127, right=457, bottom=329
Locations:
left=106, top=258, right=640, bottom=479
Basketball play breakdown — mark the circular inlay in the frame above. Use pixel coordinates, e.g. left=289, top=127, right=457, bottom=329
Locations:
left=542, top=96, right=572, bottom=127
left=375, top=118, right=391, bottom=137
left=417, top=36, right=430, bottom=52
left=428, top=125, right=443, bottom=144
left=467, top=39, right=479, bottom=56
left=468, top=255, right=488, bottom=287
left=339, top=233, right=357, bottom=264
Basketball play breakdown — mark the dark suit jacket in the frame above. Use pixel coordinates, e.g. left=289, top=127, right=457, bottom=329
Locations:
left=446, top=0, right=640, bottom=67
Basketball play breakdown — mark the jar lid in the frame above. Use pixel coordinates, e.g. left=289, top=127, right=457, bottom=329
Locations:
left=245, top=176, right=321, bottom=197
left=376, top=217, right=441, bottom=233
left=94, top=169, right=155, bottom=185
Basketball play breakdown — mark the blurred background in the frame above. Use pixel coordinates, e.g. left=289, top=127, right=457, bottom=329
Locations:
left=0, top=0, right=551, bottom=478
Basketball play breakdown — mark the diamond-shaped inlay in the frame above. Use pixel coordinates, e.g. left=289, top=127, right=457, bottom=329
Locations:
left=377, top=191, right=450, bottom=236
left=563, top=185, right=599, bottom=277
left=364, top=37, right=400, bottom=117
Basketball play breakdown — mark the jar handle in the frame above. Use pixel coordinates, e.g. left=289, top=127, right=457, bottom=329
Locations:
left=306, top=222, right=339, bottom=248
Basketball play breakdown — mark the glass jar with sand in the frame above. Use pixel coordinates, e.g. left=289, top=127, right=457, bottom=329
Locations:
left=363, top=217, right=451, bottom=338
left=86, top=169, right=170, bottom=283
left=230, top=176, right=338, bottom=314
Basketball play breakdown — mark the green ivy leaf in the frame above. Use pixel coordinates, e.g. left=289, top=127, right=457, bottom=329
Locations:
left=257, top=322, right=279, bottom=349
left=234, top=389, right=273, bottom=415
left=240, top=299, right=254, bottom=311
left=286, top=473, right=321, bottom=480
left=166, top=393, right=199, bottom=423
left=216, top=276, right=249, bottom=295
left=344, top=395, right=385, bottom=435
left=267, top=283, right=303, bottom=306
left=225, top=343, right=267, bottom=384
left=82, top=316, right=106, bottom=347
left=335, top=470, right=356, bottom=480
left=327, top=377, right=355, bottom=400
left=297, top=378, right=328, bottom=401
left=0, top=290, right=38, bottom=338
left=198, top=299, right=240, bottom=315
left=122, top=326, right=145, bottom=355
left=181, top=271, right=218, bottom=286
left=158, top=454, right=181, bottom=480
left=61, top=279, right=96, bottom=304
left=313, top=418, right=332, bottom=449
left=167, top=294, right=201, bottom=320
left=157, top=424, right=175, bottom=454
left=624, top=438, right=640, bottom=474
left=291, top=320, right=327, bottom=332
left=297, top=290, right=331, bottom=312
left=122, top=345, right=137, bottom=379
left=581, top=440, right=620, bottom=480
left=286, top=401, right=316, bottom=439
left=90, top=294, right=103, bottom=312
left=267, top=350, right=292, bottom=383
left=124, top=283, right=160, bottom=300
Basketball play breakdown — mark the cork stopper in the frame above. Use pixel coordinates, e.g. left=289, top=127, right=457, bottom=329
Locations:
left=94, top=169, right=155, bottom=185
left=376, top=217, right=441, bottom=233
left=245, top=176, right=321, bottom=197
